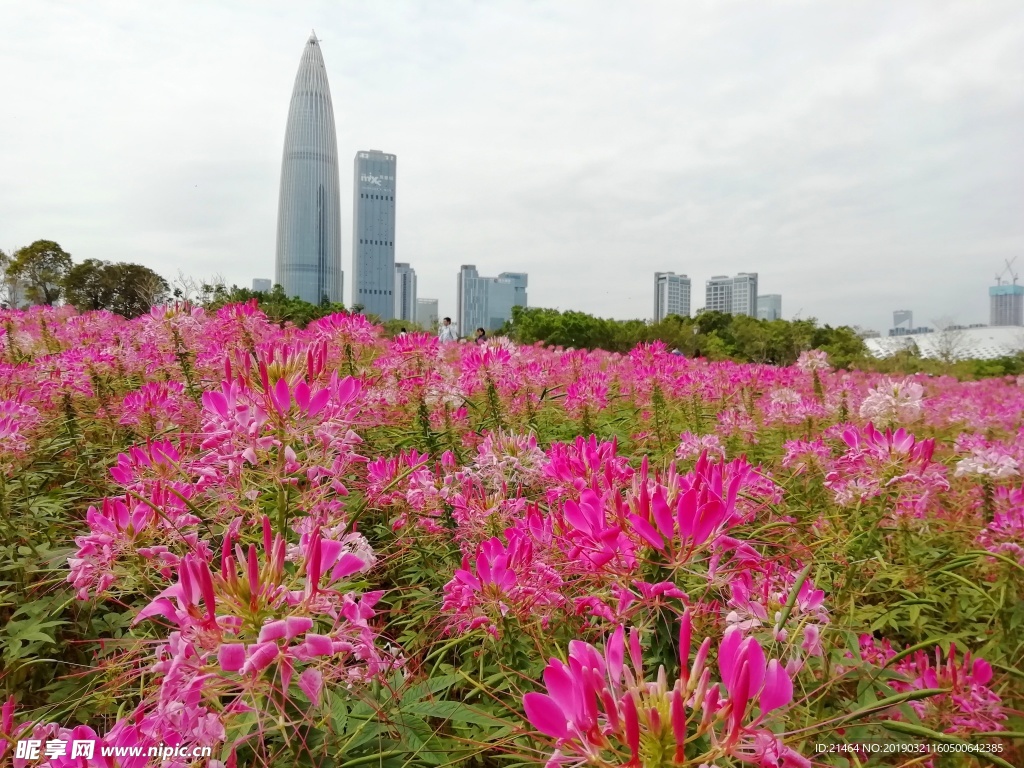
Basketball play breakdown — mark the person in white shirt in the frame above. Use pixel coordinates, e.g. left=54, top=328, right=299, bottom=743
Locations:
left=438, top=317, right=457, bottom=343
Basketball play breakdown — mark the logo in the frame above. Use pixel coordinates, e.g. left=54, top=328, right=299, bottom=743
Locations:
left=360, top=174, right=383, bottom=186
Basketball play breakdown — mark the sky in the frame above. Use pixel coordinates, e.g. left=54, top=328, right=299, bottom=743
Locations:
left=1, top=0, right=1022, bottom=332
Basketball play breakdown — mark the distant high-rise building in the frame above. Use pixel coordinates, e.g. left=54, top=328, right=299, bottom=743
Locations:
left=394, top=263, right=417, bottom=322
left=705, top=276, right=732, bottom=314
left=416, top=298, right=439, bottom=329
left=893, top=310, right=913, bottom=331
left=275, top=33, right=343, bottom=305
left=654, top=272, right=691, bottom=321
left=352, top=150, right=397, bottom=319
left=456, top=265, right=477, bottom=336
left=990, top=285, right=1024, bottom=326
left=457, top=265, right=528, bottom=334
left=252, top=278, right=273, bottom=293
left=705, top=273, right=758, bottom=317
left=756, top=294, right=782, bottom=321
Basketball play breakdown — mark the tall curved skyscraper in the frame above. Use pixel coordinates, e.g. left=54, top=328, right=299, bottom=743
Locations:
left=275, top=32, right=343, bottom=305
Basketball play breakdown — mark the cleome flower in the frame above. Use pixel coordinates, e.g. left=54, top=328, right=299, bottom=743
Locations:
left=857, top=637, right=1006, bottom=735
left=442, top=531, right=565, bottom=638
left=522, top=612, right=803, bottom=768
left=858, top=377, right=925, bottom=423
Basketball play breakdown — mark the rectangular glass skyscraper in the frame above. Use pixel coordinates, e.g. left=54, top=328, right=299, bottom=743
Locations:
left=654, top=272, right=691, bottom=321
left=352, top=150, right=396, bottom=319
left=705, top=273, right=758, bottom=317
left=756, top=294, right=782, bottom=321
left=990, top=285, right=1024, bottom=326
left=457, top=265, right=528, bottom=333
left=394, top=263, right=417, bottom=322
left=416, top=298, right=439, bottom=329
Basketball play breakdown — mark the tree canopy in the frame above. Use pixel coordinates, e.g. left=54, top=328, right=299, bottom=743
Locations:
left=202, top=284, right=348, bottom=328
left=63, top=259, right=169, bottom=318
left=7, top=240, right=73, bottom=306
left=498, top=306, right=869, bottom=367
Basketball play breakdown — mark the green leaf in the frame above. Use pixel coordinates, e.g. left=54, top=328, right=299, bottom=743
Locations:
left=402, top=700, right=511, bottom=728
left=832, top=688, right=948, bottom=727
left=391, top=714, right=445, bottom=765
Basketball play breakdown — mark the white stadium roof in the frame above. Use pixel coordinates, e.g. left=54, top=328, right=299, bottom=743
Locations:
left=863, top=326, right=1024, bottom=361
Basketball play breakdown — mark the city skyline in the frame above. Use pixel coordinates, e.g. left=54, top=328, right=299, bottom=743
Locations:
left=1, top=2, right=1022, bottom=332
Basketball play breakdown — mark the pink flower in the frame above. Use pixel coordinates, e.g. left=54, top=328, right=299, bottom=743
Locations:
left=298, top=668, right=324, bottom=706
left=218, top=644, right=246, bottom=672
left=442, top=534, right=564, bottom=637
left=523, top=613, right=796, bottom=765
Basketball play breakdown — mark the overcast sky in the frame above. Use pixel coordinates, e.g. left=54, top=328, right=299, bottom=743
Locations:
left=1, top=1, right=1022, bottom=331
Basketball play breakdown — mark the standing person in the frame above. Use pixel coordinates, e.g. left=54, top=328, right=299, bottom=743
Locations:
left=438, top=317, right=457, bottom=343
left=475, top=328, right=486, bottom=344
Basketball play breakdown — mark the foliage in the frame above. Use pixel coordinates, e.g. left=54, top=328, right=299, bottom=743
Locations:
left=0, top=304, right=1022, bottom=767
left=201, top=283, right=348, bottom=328
left=501, top=305, right=868, bottom=367
left=62, top=259, right=169, bottom=318
left=6, top=240, right=73, bottom=306
left=503, top=306, right=1024, bottom=380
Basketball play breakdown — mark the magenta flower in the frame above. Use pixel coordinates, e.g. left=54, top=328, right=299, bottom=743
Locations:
left=522, top=612, right=797, bottom=766
left=442, top=534, right=564, bottom=637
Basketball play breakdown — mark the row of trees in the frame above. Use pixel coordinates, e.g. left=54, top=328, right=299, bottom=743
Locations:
left=1, top=241, right=169, bottom=318
left=0, top=244, right=361, bottom=329
left=5, top=241, right=1021, bottom=377
left=498, top=306, right=868, bottom=367
left=497, top=306, right=1024, bottom=376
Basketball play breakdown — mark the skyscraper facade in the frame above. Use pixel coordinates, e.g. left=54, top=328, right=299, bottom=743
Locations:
left=352, top=150, right=396, bottom=319
left=990, top=285, right=1024, bottom=326
left=730, top=273, right=758, bottom=316
left=394, top=263, right=417, bottom=322
left=275, top=33, right=343, bottom=305
left=893, top=310, right=914, bottom=331
left=456, top=265, right=477, bottom=336
left=756, top=294, right=782, bottom=321
left=457, top=265, right=528, bottom=334
left=654, top=272, right=691, bottom=321
left=705, top=273, right=758, bottom=317
left=252, top=279, right=273, bottom=293
left=416, top=298, right=439, bottom=329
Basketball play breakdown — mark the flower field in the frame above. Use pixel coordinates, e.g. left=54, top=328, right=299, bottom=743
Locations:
left=1, top=302, right=1022, bottom=767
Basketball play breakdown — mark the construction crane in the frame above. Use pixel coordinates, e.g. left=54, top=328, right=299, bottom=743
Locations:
left=995, top=257, right=1019, bottom=286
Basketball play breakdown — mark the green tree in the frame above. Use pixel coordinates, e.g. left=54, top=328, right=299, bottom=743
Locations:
left=0, top=249, right=18, bottom=308
left=8, top=240, right=72, bottom=306
left=63, top=260, right=169, bottom=318
left=63, top=259, right=114, bottom=312
left=502, top=305, right=868, bottom=366
left=203, top=284, right=347, bottom=328
left=105, top=263, right=169, bottom=318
